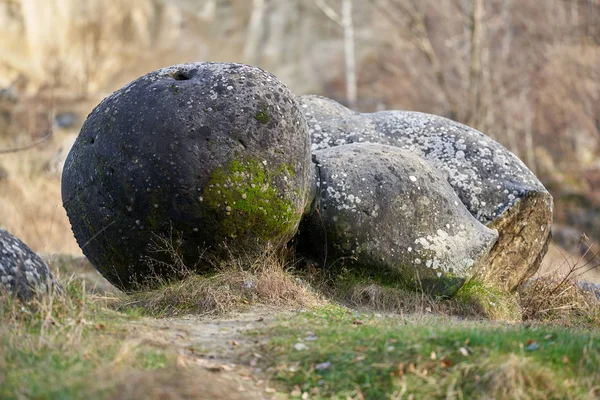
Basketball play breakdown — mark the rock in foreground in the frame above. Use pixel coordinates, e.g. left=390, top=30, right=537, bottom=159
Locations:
left=300, top=95, right=553, bottom=291
left=297, top=143, right=498, bottom=295
left=0, top=229, right=60, bottom=300
left=62, top=63, right=312, bottom=290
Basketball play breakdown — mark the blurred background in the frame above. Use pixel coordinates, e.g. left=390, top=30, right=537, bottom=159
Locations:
left=0, top=0, right=598, bottom=278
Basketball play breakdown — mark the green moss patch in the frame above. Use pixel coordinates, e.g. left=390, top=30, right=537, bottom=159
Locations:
left=203, top=157, right=300, bottom=244
left=255, top=109, right=270, bottom=124
left=455, top=279, right=522, bottom=320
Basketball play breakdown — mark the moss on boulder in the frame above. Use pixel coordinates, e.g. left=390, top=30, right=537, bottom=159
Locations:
left=62, top=63, right=311, bottom=290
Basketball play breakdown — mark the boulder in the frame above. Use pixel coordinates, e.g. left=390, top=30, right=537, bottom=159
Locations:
left=300, top=95, right=553, bottom=291
left=0, top=229, right=60, bottom=300
left=297, top=143, right=498, bottom=295
left=62, top=63, right=312, bottom=290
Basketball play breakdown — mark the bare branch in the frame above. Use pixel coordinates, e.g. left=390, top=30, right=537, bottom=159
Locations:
left=0, top=130, right=52, bottom=155
left=314, top=0, right=343, bottom=26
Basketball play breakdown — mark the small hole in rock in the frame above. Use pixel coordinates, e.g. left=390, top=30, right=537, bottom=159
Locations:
left=90, top=137, right=95, bottom=144
left=171, top=71, right=190, bottom=81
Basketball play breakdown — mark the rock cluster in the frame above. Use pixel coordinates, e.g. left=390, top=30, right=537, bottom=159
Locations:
left=61, top=62, right=553, bottom=295
left=0, top=229, right=60, bottom=300
left=299, top=95, right=553, bottom=291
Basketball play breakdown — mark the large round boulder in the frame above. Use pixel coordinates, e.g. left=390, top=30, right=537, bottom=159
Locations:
left=0, top=229, right=60, bottom=300
left=62, top=63, right=312, bottom=290
left=300, top=95, right=553, bottom=291
left=297, top=143, right=498, bottom=295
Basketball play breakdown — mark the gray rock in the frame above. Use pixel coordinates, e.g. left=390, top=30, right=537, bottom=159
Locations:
left=577, top=281, right=600, bottom=300
left=54, top=112, right=78, bottom=129
left=0, top=229, right=60, bottom=300
left=62, top=63, right=312, bottom=290
left=297, top=143, right=498, bottom=296
left=300, top=95, right=553, bottom=291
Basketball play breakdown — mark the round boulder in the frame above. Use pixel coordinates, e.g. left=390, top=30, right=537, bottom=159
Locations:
left=62, top=63, right=312, bottom=290
left=297, top=143, right=498, bottom=296
left=300, top=95, right=553, bottom=291
left=0, top=229, right=60, bottom=300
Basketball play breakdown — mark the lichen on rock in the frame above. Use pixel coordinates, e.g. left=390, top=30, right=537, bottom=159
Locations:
left=299, top=95, right=553, bottom=291
left=297, top=143, right=498, bottom=296
left=0, top=229, right=61, bottom=300
left=62, top=62, right=312, bottom=291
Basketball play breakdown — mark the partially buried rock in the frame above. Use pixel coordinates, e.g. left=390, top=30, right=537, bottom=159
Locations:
left=62, top=63, right=312, bottom=290
left=0, top=229, right=60, bottom=300
left=300, top=95, right=553, bottom=291
left=297, top=143, right=498, bottom=295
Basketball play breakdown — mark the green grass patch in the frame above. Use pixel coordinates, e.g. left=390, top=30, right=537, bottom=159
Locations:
left=0, top=278, right=176, bottom=399
left=454, top=279, right=522, bottom=320
left=260, top=304, right=600, bottom=399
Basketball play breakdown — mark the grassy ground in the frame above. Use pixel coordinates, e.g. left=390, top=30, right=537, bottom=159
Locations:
left=1, top=255, right=600, bottom=399
left=0, top=279, right=174, bottom=399
left=260, top=305, right=600, bottom=399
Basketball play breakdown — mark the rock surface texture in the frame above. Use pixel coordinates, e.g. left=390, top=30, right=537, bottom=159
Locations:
left=300, top=95, right=553, bottom=291
left=0, top=229, right=59, bottom=300
left=298, top=144, right=498, bottom=295
left=62, top=63, right=312, bottom=290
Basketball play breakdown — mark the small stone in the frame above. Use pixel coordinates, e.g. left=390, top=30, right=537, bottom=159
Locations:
left=525, top=342, right=540, bottom=351
left=315, top=361, right=331, bottom=371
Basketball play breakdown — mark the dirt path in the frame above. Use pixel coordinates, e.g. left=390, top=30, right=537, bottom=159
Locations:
left=127, top=309, right=286, bottom=399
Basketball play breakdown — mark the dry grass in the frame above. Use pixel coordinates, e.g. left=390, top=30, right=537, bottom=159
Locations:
left=0, top=273, right=264, bottom=399
left=107, top=366, right=261, bottom=400
left=297, top=266, right=522, bottom=321
left=520, top=241, right=600, bottom=325
left=463, top=354, right=560, bottom=400
left=0, top=134, right=81, bottom=255
left=118, top=250, right=321, bottom=317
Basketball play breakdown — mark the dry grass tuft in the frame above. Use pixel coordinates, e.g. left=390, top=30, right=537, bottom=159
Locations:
left=520, top=241, right=600, bottom=325
left=344, top=282, right=454, bottom=315
left=299, top=267, right=519, bottom=320
left=336, top=281, right=522, bottom=321
left=107, top=366, right=261, bottom=400
left=468, top=354, right=559, bottom=400
left=118, top=250, right=321, bottom=317
left=520, top=276, right=600, bottom=324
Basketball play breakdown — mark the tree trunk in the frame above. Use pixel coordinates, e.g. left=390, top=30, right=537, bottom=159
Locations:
left=342, top=0, right=357, bottom=109
left=243, top=0, right=267, bottom=65
left=467, top=0, right=484, bottom=129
